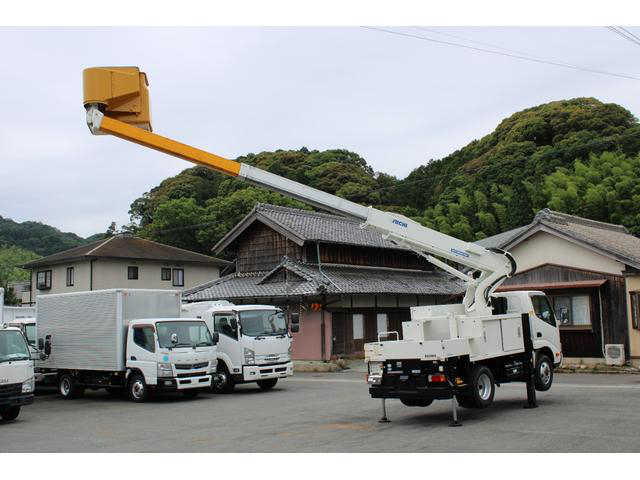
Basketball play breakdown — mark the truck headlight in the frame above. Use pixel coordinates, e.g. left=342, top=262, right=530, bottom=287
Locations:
left=157, top=362, right=173, bottom=378
left=244, top=348, right=255, bottom=365
left=208, top=359, right=217, bottom=373
left=22, top=376, right=35, bottom=393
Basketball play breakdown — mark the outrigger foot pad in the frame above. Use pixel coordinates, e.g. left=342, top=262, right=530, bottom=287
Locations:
left=379, top=398, right=391, bottom=423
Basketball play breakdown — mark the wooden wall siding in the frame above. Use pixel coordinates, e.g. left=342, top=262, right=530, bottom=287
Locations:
left=507, top=264, right=629, bottom=358
left=331, top=309, right=409, bottom=357
left=235, top=222, right=302, bottom=272
left=304, top=243, right=430, bottom=270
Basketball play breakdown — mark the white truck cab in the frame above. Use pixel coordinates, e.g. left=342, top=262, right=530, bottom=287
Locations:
left=0, top=325, right=35, bottom=421
left=182, top=302, right=296, bottom=392
left=2, top=316, right=55, bottom=385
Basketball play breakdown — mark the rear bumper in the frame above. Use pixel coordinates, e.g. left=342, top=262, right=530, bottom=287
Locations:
left=0, top=393, right=34, bottom=409
left=242, top=362, right=293, bottom=382
left=369, top=384, right=454, bottom=401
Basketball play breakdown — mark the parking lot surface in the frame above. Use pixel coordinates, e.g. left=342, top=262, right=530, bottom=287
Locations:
left=1, top=372, right=640, bottom=452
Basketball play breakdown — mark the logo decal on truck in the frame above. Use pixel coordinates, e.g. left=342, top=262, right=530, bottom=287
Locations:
left=392, top=219, right=408, bottom=228
left=450, top=248, right=470, bottom=258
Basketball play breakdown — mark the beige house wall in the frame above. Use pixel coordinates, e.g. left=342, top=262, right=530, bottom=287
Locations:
left=30, top=259, right=219, bottom=303
left=509, top=231, right=624, bottom=275
left=625, top=275, right=640, bottom=361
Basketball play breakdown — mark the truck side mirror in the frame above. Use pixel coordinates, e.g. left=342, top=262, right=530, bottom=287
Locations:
left=38, top=338, right=44, bottom=350
left=44, top=335, right=52, bottom=356
left=171, top=333, right=178, bottom=345
left=290, top=324, right=299, bottom=333
left=211, top=332, right=220, bottom=344
left=290, top=313, right=300, bottom=325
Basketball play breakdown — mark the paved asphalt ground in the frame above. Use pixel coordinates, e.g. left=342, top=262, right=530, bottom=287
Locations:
left=1, top=371, right=639, bottom=452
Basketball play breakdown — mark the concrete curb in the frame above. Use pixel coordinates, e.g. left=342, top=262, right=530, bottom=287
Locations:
left=293, top=361, right=341, bottom=372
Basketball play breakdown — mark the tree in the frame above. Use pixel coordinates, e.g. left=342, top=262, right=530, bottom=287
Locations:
left=0, top=246, right=40, bottom=305
left=141, top=198, right=206, bottom=253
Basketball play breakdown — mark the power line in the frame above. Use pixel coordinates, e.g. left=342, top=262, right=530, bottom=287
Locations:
left=361, top=26, right=640, bottom=81
left=606, top=26, right=640, bottom=48
left=412, top=27, right=561, bottom=64
left=619, top=27, right=640, bottom=44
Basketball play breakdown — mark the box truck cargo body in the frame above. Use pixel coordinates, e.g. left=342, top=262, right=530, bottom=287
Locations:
left=37, top=289, right=218, bottom=402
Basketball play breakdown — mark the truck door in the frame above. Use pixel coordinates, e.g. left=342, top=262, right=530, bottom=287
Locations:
left=127, top=325, right=158, bottom=384
left=212, top=312, right=243, bottom=372
left=529, top=294, right=561, bottom=353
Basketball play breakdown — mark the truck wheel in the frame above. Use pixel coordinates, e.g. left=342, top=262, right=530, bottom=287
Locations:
left=455, top=394, right=475, bottom=409
left=400, top=399, right=433, bottom=407
left=257, top=378, right=278, bottom=390
left=468, top=365, right=495, bottom=409
left=0, top=407, right=20, bottom=421
left=59, top=373, right=85, bottom=399
left=213, top=364, right=235, bottom=393
left=535, top=354, right=554, bottom=391
left=128, top=373, right=150, bottom=403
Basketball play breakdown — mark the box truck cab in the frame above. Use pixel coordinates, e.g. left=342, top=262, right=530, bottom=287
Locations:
left=2, top=317, right=55, bottom=385
left=182, top=302, right=297, bottom=392
left=0, top=326, right=35, bottom=421
left=37, top=289, right=218, bottom=402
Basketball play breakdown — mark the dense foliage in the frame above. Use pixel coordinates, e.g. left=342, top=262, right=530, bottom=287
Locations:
left=128, top=97, right=640, bottom=253
left=0, top=245, right=40, bottom=305
left=0, top=216, right=90, bottom=257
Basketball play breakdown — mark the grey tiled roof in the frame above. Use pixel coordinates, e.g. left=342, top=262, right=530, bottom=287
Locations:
left=476, top=209, right=640, bottom=269
left=213, top=203, right=403, bottom=254
left=21, top=234, right=230, bottom=269
left=183, top=257, right=465, bottom=302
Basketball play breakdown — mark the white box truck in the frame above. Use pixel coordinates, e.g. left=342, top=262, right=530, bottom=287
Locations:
left=0, top=288, right=35, bottom=421
left=37, top=289, right=218, bottom=402
left=181, top=302, right=298, bottom=392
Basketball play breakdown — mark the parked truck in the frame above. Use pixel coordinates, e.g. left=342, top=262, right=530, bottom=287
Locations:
left=36, top=289, right=218, bottom=402
left=82, top=66, right=563, bottom=420
left=182, top=301, right=298, bottom=392
left=0, top=288, right=35, bottom=421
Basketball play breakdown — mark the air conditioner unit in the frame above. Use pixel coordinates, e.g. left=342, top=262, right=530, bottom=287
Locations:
left=604, top=344, right=625, bottom=366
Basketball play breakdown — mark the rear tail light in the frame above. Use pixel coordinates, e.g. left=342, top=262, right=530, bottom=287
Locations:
left=428, top=374, right=447, bottom=383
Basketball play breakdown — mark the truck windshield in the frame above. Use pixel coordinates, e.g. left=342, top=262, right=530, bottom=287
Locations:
left=239, top=310, right=287, bottom=337
left=0, top=330, right=31, bottom=363
left=156, top=321, right=213, bottom=348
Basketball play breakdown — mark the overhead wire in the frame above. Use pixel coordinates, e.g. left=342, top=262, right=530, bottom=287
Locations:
left=606, top=26, right=640, bottom=48
left=360, top=26, right=640, bottom=81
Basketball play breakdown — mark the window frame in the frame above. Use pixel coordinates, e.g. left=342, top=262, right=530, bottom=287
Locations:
left=213, top=313, right=238, bottom=340
left=132, top=325, right=156, bottom=353
left=549, top=293, right=592, bottom=329
left=127, top=266, right=139, bottom=280
left=66, top=266, right=74, bottom=287
left=531, top=294, right=557, bottom=327
left=630, top=291, right=640, bottom=330
left=172, top=268, right=184, bottom=287
left=161, top=267, right=172, bottom=281
left=36, top=270, right=52, bottom=290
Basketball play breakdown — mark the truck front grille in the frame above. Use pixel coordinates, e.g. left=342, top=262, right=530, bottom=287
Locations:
left=0, top=382, right=22, bottom=399
left=175, top=362, right=209, bottom=370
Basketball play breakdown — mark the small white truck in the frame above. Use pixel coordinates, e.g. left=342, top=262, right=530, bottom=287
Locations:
left=181, top=302, right=297, bottom=392
left=365, top=291, right=562, bottom=413
left=37, top=289, right=218, bottom=402
left=0, top=288, right=35, bottom=421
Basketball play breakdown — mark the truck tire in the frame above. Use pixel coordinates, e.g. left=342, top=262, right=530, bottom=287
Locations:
left=0, top=406, right=20, bottom=421
left=535, top=354, right=554, bottom=391
left=128, top=373, right=150, bottom=403
left=400, top=399, right=433, bottom=407
left=59, top=373, right=85, bottom=399
left=213, top=364, right=235, bottom=393
left=257, top=378, right=278, bottom=390
left=466, top=365, right=495, bottom=409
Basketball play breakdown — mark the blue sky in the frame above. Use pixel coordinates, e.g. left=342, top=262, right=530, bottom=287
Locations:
left=1, top=27, right=639, bottom=236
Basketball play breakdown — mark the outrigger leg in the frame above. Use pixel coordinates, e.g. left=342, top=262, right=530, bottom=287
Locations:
left=449, top=397, right=463, bottom=427
left=378, top=398, right=391, bottom=423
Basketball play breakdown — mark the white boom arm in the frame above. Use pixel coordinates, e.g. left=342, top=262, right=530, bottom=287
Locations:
left=86, top=100, right=516, bottom=317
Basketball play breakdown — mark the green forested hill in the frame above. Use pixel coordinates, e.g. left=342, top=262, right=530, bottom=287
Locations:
left=127, top=97, right=640, bottom=253
left=0, top=216, right=95, bottom=256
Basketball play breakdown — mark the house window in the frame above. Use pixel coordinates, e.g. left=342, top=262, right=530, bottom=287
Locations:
left=376, top=313, right=388, bottom=334
left=128, top=266, right=139, bottom=280
left=172, top=268, right=184, bottom=287
left=66, top=267, right=74, bottom=287
left=630, top=292, right=640, bottom=330
left=161, top=268, right=172, bottom=281
left=36, top=270, right=52, bottom=290
left=551, top=295, right=591, bottom=327
left=352, top=314, right=364, bottom=340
